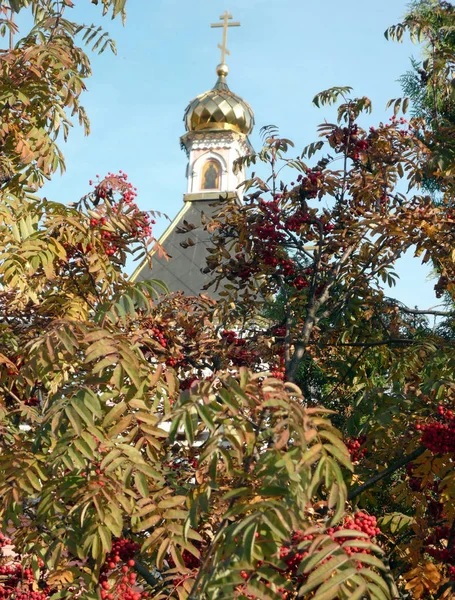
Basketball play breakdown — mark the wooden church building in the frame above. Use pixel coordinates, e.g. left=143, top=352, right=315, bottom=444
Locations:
left=130, top=12, right=254, bottom=295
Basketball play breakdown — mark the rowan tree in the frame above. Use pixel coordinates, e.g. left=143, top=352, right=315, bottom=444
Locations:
left=194, top=5, right=455, bottom=597
left=2, top=2, right=455, bottom=600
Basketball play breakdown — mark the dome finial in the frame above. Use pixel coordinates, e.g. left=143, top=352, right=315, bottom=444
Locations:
left=216, top=63, right=229, bottom=78
left=210, top=10, right=240, bottom=72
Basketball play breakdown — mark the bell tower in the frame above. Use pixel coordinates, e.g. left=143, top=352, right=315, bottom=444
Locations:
left=131, top=12, right=254, bottom=296
left=180, top=11, right=254, bottom=202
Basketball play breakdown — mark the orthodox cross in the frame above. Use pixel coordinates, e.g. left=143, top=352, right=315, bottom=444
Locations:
left=210, top=11, right=240, bottom=65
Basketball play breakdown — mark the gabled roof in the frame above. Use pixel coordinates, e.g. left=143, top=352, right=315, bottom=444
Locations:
left=131, top=193, right=233, bottom=297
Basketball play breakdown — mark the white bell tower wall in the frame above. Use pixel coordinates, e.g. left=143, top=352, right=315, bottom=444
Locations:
left=180, top=129, right=253, bottom=202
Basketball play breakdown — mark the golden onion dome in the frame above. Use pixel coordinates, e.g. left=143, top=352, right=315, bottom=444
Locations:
left=184, top=64, right=254, bottom=135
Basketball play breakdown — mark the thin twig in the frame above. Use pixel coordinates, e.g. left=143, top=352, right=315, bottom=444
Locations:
left=9, top=8, right=14, bottom=50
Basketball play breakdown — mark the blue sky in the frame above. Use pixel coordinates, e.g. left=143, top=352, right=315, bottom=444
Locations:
left=35, top=0, right=441, bottom=311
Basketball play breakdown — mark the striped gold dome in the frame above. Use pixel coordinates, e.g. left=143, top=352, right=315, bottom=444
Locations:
left=184, top=64, right=254, bottom=135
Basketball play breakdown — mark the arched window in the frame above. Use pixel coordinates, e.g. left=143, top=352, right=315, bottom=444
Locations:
left=201, top=160, right=221, bottom=190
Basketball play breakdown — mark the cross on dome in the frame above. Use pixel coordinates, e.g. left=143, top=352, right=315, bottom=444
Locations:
left=183, top=10, right=254, bottom=136
left=210, top=10, right=240, bottom=68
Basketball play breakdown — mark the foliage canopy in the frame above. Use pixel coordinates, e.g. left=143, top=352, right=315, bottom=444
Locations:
left=2, top=2, right=455, bottom=600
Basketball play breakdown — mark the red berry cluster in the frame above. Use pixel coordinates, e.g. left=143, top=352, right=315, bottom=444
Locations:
left=251, top=201, right=286, bottom=273
left=13, top=594, right=48, bottom=600
left=229, top=342, right=255, bottom=367
left=350, top=141, right=369, bottom=161
left=99, top=539, right=148, bottom=600
left=297, top=169, right=324, bottom=199
left=221, top=330, right=238, bottom=344
left=408, top=477, right=422, bottom=492
left=24, top=396, right=39, bottom=407
left=292, top=275, right=309, bottom=290
left=434, top=275, right=449, bottom=299
left=231, top=190, right=335, bottom=293
left=104, top=539, right=140, bottom=566
left=271, top=366, right=286, bottom=380
left=0, top=564, right=38, bottom=582
left=272, top=326, right=286, bottom=338
left=326, top=123, right=369, bottom=162
left=0, top=560, right=48, bottom=600
left=285, top=210, right=309, bottom=232
left=166, top=353, right=184, bottom=368
left=180, top=376, right=198, bottom=391
left=80, top=459, right=107, bottom=488
left=235, top=514, right=380, bottom=599
left=0, top=561, right=22, bottom=581
left=220, top=330, right=259, bottom=367
left=271, top=511, right=380, bottom=595
left=86, top=172, right=154, bottom=258
left=387, top=115, right=409, bottom=134
left=425, top=526, right=455, bottom=564
left=279, top=530, right=314, bottom=574
left=346, top=436, right=367, bottom=463
left=341, top=512, right=381, bottom=549
left=416, top=405, right=455, bottom=454
left=427, top=498, right=444, bottom=522
left=254, top=220, right=285, bottom=245
left=230, top=252, right=256, bottom=281
left=150, top=326, right=167, bottom=348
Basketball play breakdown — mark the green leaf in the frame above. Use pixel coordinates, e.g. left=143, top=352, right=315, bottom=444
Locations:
left=102, top=401, right=127, bottom=427
left=135, top=471, right=149, bottom=498
left=245, top=580, right=283, bottom=600
left=196, top=403, right=215, bottom=430
left=358, top=568, right=390, bottom=593
left=157, top=496, right=187, bottom=509
left=378, top=512, right=414, bottom=534
left=83, top=388, right=103, bottom=417
left=156, top=538, right=170, bottom=569
left=299, top=543, right=339, bottom=574
left=348, top=553, right=385, bottom=569
left=134, top=462, right=164, bottom=482
left=313, top=568, right=363, bottom=599
left=243, top=521, right=258, bottom=563
left=222, top=487, right=250, bottom=501
left=65, top=406, right=82, bottom=435
left=100, top=450, right=124, bottom=473
left=183, top=411, right=194, bottom=445
left=301, top=554, right=351, bottom=590
left=98, top=525, right=112, bottom=554
left=73, top=438, right=95, bottom=460
left=324, top=444, right=353, bottom=471
left=218, top=388, right=240, bottom=413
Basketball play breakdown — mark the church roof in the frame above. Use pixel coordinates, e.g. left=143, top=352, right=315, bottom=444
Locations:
left=130, top=195, right=230, bottom=297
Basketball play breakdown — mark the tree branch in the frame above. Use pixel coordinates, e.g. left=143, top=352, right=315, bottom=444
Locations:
left=133, top=559, right=160, bottom=587
left=286, top=245, right=356, bottom=383
left=398, top=306, right=452, bottom=317
left=317, top=338, right=416, bottom=348
left=348, top=446, right=426, bottom=501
